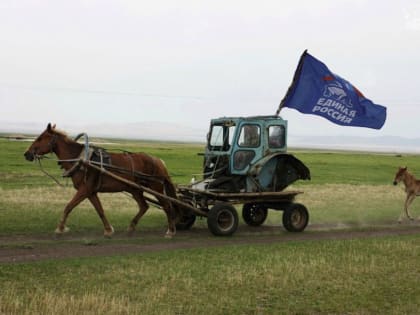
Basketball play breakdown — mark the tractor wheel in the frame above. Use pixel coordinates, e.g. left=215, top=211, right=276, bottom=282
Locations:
left=242, top=203, right=268, bottom=227
left=282, top=203, right=309, bottom=232
left=207, top=203, right=238, bottom=236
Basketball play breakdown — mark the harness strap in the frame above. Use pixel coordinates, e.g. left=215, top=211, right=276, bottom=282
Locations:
left=125, top=152, right=135, bottom=176
left=62, top=159, right=82, bottom=177
left=61, top=147, right=92, bottom=178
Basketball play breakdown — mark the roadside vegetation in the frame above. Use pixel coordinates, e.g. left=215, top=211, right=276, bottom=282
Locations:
left=1, top=137, right=420, bottom=314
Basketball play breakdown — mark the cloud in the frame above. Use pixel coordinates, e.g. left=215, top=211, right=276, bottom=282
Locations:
left=403, top=7, right=420, bottom=31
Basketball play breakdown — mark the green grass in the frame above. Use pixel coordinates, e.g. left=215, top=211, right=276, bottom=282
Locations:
left=1, top=137, right=420, bottom=314
left=292, top=150, right=420, bottom=185
left=0, top=183, right=415, bottom=237
left=1, top=236, right=420, bottom=314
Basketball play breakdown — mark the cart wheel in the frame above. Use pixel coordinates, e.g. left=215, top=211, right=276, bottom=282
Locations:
left=176, top=212, right=196, bottom=230
left=282, top=203, right=309, bottom=232
left=176, top=199, right=197, bottom=230
left=207, top=203, right=238, bottom=236
left=242, top=203, right=268, bottom=226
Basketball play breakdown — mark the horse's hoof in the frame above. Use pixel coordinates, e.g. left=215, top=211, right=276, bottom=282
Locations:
left=127, top=225, right=136, bottom=236
left=55, top=226, right=70, bottom=234
left=104, top=226, right=114, bottom=238
left=165, top=229, right=175, bottom=239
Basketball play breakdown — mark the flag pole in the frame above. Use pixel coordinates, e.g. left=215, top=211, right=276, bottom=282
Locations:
left=275, top=49, right=308, bottom=116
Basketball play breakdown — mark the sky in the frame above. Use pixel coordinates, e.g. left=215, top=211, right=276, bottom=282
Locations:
left=1, top=0, right=420, bottom=142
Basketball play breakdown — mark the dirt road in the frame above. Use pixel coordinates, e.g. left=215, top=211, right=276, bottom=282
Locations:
left=1, top=224, right=419, bottom=263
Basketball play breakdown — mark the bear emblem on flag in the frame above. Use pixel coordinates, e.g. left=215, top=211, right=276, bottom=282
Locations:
left=323, top=81, right=353, bottom=108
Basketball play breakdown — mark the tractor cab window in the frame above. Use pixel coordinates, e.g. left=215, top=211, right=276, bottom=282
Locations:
left=238, top=124, right=260, bottom=148
left=268, top=125, right=285, bottom=148
left=208, top=124, right=235, bottom=151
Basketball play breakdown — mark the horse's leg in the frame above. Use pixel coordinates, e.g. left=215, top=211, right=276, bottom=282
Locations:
left=405, top=193, right=415, bottom=220
left=127, top=191, right=149, bottom=235
left=55, top=188, right=88, bottom=234
left=158, top=198, right=177, bottom=238
left=88, top=193, right=114, bottom=237
left=399, top=193, right=415, bottom=222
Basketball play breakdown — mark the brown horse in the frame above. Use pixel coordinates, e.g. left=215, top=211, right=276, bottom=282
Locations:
left=24, top=123, right=179, bottom=237
left=393, top=166, right=420, bottom=222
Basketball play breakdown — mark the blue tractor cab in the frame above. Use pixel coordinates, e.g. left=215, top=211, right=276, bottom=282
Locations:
left=199, top=115, right=310, bottom=192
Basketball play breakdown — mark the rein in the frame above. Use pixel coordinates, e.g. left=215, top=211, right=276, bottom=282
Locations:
left=35, top=154, right=82, bottom=187
left=37, top=156, right=66, bottom=187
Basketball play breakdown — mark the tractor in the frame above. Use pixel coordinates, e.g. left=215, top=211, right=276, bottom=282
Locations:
left=176, top=115, right=311, bottom=235
left=198, top=115, right=310, bottom=192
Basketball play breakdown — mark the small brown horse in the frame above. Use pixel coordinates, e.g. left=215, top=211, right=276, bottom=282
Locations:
left=393, top=166, right=420, bottom=222
left=24, top=123, right=179, bottom=237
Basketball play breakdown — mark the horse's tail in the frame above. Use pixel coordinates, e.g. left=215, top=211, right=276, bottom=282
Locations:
left=163, top=177, right=181, bottom=222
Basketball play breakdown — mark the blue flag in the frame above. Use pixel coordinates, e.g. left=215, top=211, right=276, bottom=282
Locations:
left=278, top=50, right=387, bottom=129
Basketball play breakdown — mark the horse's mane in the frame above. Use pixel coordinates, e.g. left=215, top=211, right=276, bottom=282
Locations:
left=406, top=169, right=417, bottom=179
left=51, top=128, right=77, bottom=144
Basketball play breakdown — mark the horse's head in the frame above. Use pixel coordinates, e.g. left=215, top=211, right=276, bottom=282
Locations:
left=24, top=123, right=58, bottom=161
left=393, top=166, right=407, bottom=186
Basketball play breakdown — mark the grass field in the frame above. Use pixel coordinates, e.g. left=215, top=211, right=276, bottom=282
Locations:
left=1, top=137, right=420, bottom=314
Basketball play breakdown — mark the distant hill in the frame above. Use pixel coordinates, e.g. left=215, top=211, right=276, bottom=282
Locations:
left=289, top=135, right=420, bottom=153
left=0, top=121, right=207, bottom=142
left=2, top=120, right=420, bottom=153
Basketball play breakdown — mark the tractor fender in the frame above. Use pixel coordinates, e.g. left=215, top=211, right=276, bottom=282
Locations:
left=247, top=153, right=310, bottom=192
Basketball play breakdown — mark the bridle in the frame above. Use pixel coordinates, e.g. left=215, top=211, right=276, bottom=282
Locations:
left=32, top=132, right=90, bottom=187
left=28, top=133, right=63, bottom=186
left=46, top=133, right=59, bottom=155
left=31, top=133, right=59, bottom=161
